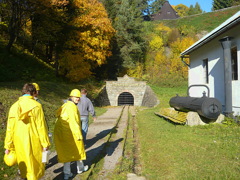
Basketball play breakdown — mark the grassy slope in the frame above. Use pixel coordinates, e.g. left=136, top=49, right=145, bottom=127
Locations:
left=159, top=6, right=240, bottom=32
left=137, top=85, right=240, bottom=180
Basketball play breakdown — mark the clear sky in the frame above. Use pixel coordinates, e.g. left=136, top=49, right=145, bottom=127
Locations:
left=168, top=0, right=213, bottom=12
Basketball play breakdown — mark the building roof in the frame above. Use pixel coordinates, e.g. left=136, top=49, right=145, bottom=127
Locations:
left=152, top=1, right=179, bottom=20
left=181, top=11, right=240, bottom=56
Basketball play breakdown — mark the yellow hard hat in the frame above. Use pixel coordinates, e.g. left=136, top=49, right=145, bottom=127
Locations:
left=32, top=83, right=40, bottom=91
left=70, top=89, right=81, bottom=97
left=4, top=151, right=17, bottom=166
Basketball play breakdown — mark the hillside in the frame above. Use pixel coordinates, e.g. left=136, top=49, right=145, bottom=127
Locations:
left=154, top=5, right=240, bottom=35
left=0, top=46, right=58, bottom=82
left=1, top=6, right=240, bottom=83
left=141, top=5, right=240, bottom=86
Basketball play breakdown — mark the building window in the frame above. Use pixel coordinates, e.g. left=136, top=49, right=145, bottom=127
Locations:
left=203, top=59, right=209, bottom=84
left=231, top=46, right=238, bottom=80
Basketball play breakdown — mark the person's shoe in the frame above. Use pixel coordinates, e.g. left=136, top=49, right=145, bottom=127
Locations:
left=64, top=172, right=73, bottom=180
left=77, top=165, right=88, bottom=174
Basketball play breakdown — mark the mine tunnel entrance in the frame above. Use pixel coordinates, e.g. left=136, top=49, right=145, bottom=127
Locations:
left=118, top=92, right=134, bottom=106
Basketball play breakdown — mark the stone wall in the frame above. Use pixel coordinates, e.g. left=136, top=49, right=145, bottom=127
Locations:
left=94, top=75, right=159, bottom=107
left=106, top=75, right=146, bottom=106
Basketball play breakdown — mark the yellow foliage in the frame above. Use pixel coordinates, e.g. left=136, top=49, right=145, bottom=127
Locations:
left=145, top=48, right=169, bottom=81
left=178, top=25, right=196, bottom=36
left=60, top=0, right=115, bottom=82
left=154, top=23, right=171, bottom=44
left=59, top=51, right=92, bottom=82
left=23, top=20, right=32, bottom=36
left=169, top=37, right=195, bottom=76
left=155, top=23, right=171, bottom=34
left=170, top=36, right=195, bottom=54
left=70, top=0, right=115, bottom=64
left=174, top=4, right=189, bottom=17
left=149, top=35, right=163, bottom=51
left=127, top=62, right=144, bottom=78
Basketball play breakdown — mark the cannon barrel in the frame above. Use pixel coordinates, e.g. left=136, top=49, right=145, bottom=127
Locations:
left=169, top=94, right=222, bottom=121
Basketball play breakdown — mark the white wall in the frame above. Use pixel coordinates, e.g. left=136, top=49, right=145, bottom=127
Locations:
left=188, top=25, right=240, bottom=115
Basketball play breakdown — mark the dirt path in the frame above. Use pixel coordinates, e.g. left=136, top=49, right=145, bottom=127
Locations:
left=41, top=106, right=127, bottom=180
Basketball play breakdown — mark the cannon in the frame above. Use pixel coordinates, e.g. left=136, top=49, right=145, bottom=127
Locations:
left=169, top=85, right=222, bottom=123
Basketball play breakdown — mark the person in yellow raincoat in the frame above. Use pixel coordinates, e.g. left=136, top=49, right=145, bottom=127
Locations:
left=4, top=83, right=50, bottom=180
left=54, top=89, right=88, bottom=180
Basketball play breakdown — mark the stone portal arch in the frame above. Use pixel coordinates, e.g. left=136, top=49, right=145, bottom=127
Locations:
left=94, top=75, right=159, bottom=107
left=118, top=92, right=134, bottom=106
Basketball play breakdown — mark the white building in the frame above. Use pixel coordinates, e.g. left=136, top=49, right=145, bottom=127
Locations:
left=181, top=11, right=240, bottom=116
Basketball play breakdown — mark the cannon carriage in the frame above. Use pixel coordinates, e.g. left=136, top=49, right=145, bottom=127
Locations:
left=157, top=85, right=223, bottom=124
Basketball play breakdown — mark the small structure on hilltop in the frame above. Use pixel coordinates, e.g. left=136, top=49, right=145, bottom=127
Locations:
left=151, top=1, right=179, bottom=20
left=94, top=75, right=159, bottom=107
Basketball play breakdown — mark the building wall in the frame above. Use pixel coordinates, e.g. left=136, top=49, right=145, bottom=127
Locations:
left=188, top=25, right=240, bottom=115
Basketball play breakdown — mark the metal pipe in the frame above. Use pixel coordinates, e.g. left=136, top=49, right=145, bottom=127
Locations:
left=181, top=56, right=190, bottom=67
left=187, top=84, right=210, bottom=97
left=219, top=36, right=233, bottom=116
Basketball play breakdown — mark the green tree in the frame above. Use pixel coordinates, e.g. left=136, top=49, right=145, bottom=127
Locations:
left=232, top=0, right=240, bottom=6
left=141, top=0, right=151, bottom=16
left=149, top=0, right=165, bottom=14
left=3, top=0, right=30, bottom=51
left=188, top=2, right=203, bottom=15
left=99, top=0, right=146, bottom=79
left=212, top=0, right=233, bottom=10
left=188, top=5, right=195, bottom=15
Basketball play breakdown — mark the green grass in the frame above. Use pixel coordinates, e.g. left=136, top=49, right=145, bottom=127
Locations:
left=0, top=45, right=58, bottom=82
left=136, top=98, right=240, bottom=179
left=159, top=6, right=240, bottom=33
left=1, top=85, right=239, bottom=180
left=149, top=84, right=188, bottom=108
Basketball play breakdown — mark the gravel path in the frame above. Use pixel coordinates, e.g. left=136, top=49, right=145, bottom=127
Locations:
left=40, top=106, right=125, bottom=180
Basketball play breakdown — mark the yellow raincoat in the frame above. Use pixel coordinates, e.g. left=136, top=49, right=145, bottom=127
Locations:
left=54, top=100, right=86, bottom=163
left=4, top=96, right=50, bottom=180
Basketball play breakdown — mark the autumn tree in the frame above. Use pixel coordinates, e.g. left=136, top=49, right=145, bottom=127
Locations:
left=174, top=4, right=189, bottom=17
left=2, top=0, right=31, bottom=51
left=58, top=0, right=115, bottom=82
left=145, top=23, right=170, bottom=83
left=169, top=36, right=196, bottom=78
left=0, top=0, right=65, bottom=56
left=154, top=23, right=171, bottom=45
